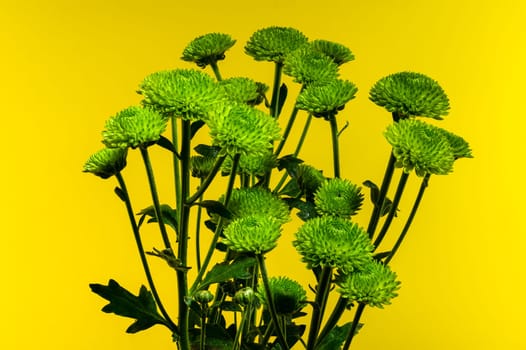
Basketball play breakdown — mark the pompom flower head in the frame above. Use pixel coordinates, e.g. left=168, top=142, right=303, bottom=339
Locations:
left=257, top=276, right=307, bottom=315
left=220, top=77, right=268, bottom=106
left=190, top=155, right=217, bottom=179
left=315, top=178, right=364, bottom=218
left=337, top=260, right=400, bottom=308
left=283, top=46, right=339, bottom=86
left=223, top=215, right=282, bottom=254
left=224, top=187, right=290, bottom=225
left=384, top=119, right=455, bottom=176
left=208, top=104, right=281, bottom=157
left=437, top=129, right=473, bottom=159
left=369, top=72, right=450, bottom=119
left=296, top=79, right=357, bottom=118
left=138, top=69, right=224, bottom=120
left=181, top=33, right=236, bottom=68
left=245, top=26, right=308, bottom=63
left=311, top=39, right=355, bottom=66
left=102, top=106, right=168, bottom=149
left=221, top=149, right=277, bottom=177
left=293, top=216, right=373, bottom=273
left=83, top=148, right=127, bottom=179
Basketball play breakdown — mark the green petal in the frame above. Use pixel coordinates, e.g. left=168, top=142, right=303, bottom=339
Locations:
left=257, top=276, right=307, bottom=315
left=311, top=39, right=355, bottom=66
left=245, top=26, right=308, bottom=63
left=83, top=148, right=127, bottom=179
left=370, top=71, right=450, bottom=119
left=315, top=178, right=364, bottom=218
left=181, top=33, right=236, bottom=68
left=220, top=77, right=268, bottom=106
left=224, top=187, right=290, bottom=225
left=283, top=46, right=339, bottom=85
left=223, top=215, right=282, bottom=254
left=296, top=79, right=357, bottom=117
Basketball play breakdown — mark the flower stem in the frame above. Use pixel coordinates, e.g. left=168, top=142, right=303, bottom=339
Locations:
left=329, top=114, right=341, bottom=178
left=172, top=117, right=182, bottom=213
left=140, top=147, right=172, bottom=250
left=317, top=295, right=348, bottom=343
left=385, top=173, right=430, bottom=264
left=306, top=265, right=333, bottom=350
left=115, top=172, right=178, bottom=333
left=270, top=62, right=284, bottom=118
left=373, top=171, right=410, bottom=250
left=210, top=61, right=223, bottom=81
left=186, top=155, right=227, bottom=205
left=342, top=302, right=365, bottom=350
left=256, top=254, right=290, bottom=350
left=367, top=151, right=396, bottom=239
left=274, top=106, right=300, bottom=157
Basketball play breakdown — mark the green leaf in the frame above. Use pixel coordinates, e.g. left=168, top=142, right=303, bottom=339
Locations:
left=194, top=144, right=221, bottom=158
left=196, top=200, right=233, bottom=220
left=283, top=198, right=319, bottom=222
left=198, top=256, right=256, bottom=290
left=156, top=135, right=179, bottom=157
left=137, top=204, right=178, bottom=232
left=89, top=279, right=168, bottom=333
left=190, top=120, right=206, bottom=139
left=363, top=180, right=396, bottom=217
left=114, top=186, right=126, bottom=202
left=277, top=155, right=304, bottom=178
left=278, top=178, right=301, bottom=197
left=316, top=322, right=358, bottom=350
left=189, top=324, right=234, bottom=349
left=276, top=83, right=288, bottom=117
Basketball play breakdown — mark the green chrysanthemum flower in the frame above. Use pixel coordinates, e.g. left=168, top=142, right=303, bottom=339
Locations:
left=234, top=287, right=257, bottom=307
left=221, top=148, right=277, bottom=177
left=83, top=147, right=127, bottom=179
left=283, top=47, right=339, bottom=85
left=384, top=119, right=455, bottom=176
left=369, top=72, right=450, bottom=119
left=181, top=33, right=236, bottom=68
left=224, top=187, right=290, bottom=225
left=257, top=276, right=307, bottom=315
left=296, top=79, right=357, bottom=118
left=245, top=26, right=308, bottom=63
left=314, top=178, right=364, bottom=217
left=190, top=155, right=217, bottom=179
left=311, top=39, right=355, bottom=66
left=138, top=69, right=224, bottom=120
left=220, top=77, right=268, bottom=106
left=296, top=164, right=326, bottom=198
left=336, top=260, right=400, bottom=308
left=436, top=128, right=473, bottom=159
left=102, top=106, right=168, bottom=149
left=223, top=215, right=282, bottom=254
left=208, top=104, right=281, bottom=157
left=293, top=216, right=373, bottom=273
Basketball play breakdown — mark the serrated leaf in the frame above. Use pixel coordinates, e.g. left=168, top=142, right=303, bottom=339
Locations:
left=278, top=178, right=301, bottom=197
left=283, top=198, right=319, bottom=222
left=190, top=120, right=205, bottom=139
left=316, top=322, right=360, bottom=350
left=277, top=155, right=304, bottom=178
left=114, top=186, right=126, bottom=202
left=194, top=144, right=221, bottom=158
left=189, top=324, right=234, bottom=349
left=363, top=180, right=396, bottom=217
left=137, top=204, right=178, bottom=232
left=89, top=279, right=168, bottom=333
left=276, top=83, right=288, bottom=117
left=156, top=136, right=179, bottom=157
left=196, top=200, right=232, bottom=220
left=198, top=257, right=256, bottom=290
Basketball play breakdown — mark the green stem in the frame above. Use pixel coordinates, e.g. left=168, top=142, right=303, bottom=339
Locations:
left=317, top=296, right=348, bottom=343
left=195, top=179, right=204, bottom=271
left=210, top=61, right=223, bottom=81
left=115, top=172, right=178, bottom=333
left=385, top=173, right=430, bottom=265
left=373, top=171, right=410, bottom=250
left=177, top=119, right=192, bottom=350
left=257, top=254, right=290, bottom=350
left=172, top=117, right=182, bottom=212
left=342, top=302, right=365, bottom=350
left=329, top=115, right=341, bottom=178
left=274, top=106, right=300, bottom=157
left=270, top=62, right=284, bottom=118
left=306, top=265, right=333, bottom=350
left=190, top=153, right=241, bottom=294
left=186, top=155, right=227, bottom=205
left=140, top=147, right=172, bottom=249
left=367, top=151, right=397, bottom=239
left=200, top=306, right=208, bottom=350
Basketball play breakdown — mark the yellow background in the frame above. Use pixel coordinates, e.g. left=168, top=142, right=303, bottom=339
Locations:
left=1, top=0, right=524, bottom=349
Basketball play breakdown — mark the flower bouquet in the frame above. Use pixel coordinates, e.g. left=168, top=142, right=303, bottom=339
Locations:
left=83, top=26, right=472, bottom=350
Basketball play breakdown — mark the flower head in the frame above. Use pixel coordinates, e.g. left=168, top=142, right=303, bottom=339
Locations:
left=314, top=178, right=364, bottom=218
left=83, top=147, right=127, bottom=179
left=245, top=26, right=308, bottom=63
left=283, top=47, right=339, bottom=85
left=257, top=276, right=307, bottom=315
left=221, top=149, right=277, bottom=177
left=138, top=69, right=224, bottom=120
left=223, top=215, right=282, bottom=254
left=369, top=72, right=450, bottom=119
left=181, top=33, right=236, bottom=68
left=311, top=39, right=355, bottom=66
left=336, top=260, right=400, bottom=308
left=437, top=128, right=473, bottom=159
left=102, top=106, right=168, bottom=149
left=208, top=104, right=281, bottom=157
left=384, top=119, right=455, bottom=176
left=190, top=155, right=217, bottom=179
left=296, top=79, right=357, bottom=118
left=225, top=187, right=290, bottom=225
left=293, top=216, right=373, bottom=273
left=220, top=77, right=268, bottom=106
